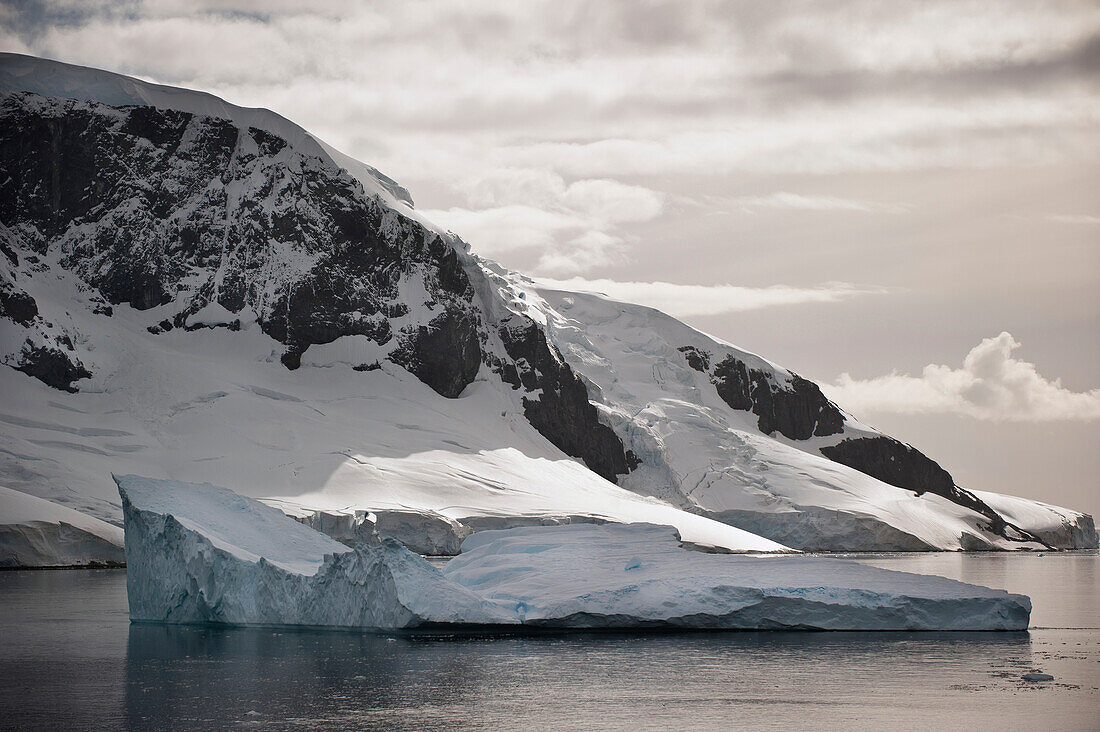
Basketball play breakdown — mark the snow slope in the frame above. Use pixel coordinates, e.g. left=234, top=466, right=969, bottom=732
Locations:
left=0, top=485, right=124, bottom=567
left=974, top=490, right=1099, bottom=550
left=123, top=475, right=1031, bottom=631
left=0, top=53, right=1093, bottom=560
left=0, top=265, right=783, bottom=552
left=471, top=266, right=1095, bottom=550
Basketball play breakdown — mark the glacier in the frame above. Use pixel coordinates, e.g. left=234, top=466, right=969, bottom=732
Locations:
left=121, top=475, right=1031, bottom=632
left=0, top=485, right=124, bottom=567
left=0, top=53, right=1095, bottom=562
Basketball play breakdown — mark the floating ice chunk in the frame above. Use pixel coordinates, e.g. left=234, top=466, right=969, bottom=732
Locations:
left=1022, top=672, right=1054, bottom=682
left=118, top=475, right=510, bottom=629
left=120, top=476, right=1031, bottom=632
left=445, top=523, right=1033, bottom=631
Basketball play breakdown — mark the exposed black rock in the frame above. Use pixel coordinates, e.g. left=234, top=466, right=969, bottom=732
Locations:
left=0, top=237, right=17, bottom=265
left=0, top=283, right=37, bottom=324
left=248, top=126, right=286, bottom=156
left=678, top=344, right=1052, bottom=544
left=820, top=436, right=955, bottom=498
left=0, top=90, right=484, bottom=399
left=390, top=310, right=482, bottom=398
left=678, top=345, right=709, bottom=373
left=14, top=344, right=91, bottom=392
left=819, top=436, right=1013, bottom=530
left=498, top=317, right=639, bottom=482
left=685, top=348, right=845, bottom=440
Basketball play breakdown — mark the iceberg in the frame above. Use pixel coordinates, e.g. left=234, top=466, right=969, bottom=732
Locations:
left=0, top=485, right=124, bottom=568
left=119, top=475, right=1031, bottom=632
left=447, top=524, right=1031, bottom=630
left=118, top=475, right=509, bottom=629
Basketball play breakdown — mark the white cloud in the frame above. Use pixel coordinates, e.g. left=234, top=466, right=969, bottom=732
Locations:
left=1047, top=214, right=1100, bottom=225
left=730, top=192, right=910, bottom=214
left=420, top=204, right=579, bottom=253
left=461, top=168, right=565, bottom=209
left=423, top=170, right=664, bottom=276
left=535, top=277, right=886, bottom=317
left=560, top=179, right=665, bottom=224
left=823, top=332, right=1100, bottom=422
left=535, top=231, right=626, bottom=276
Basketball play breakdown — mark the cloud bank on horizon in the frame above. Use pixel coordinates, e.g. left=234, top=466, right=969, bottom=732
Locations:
left=1, top=0, right=1097, bottom=280
left=1, top=1, right=1097, bottom=434
left=824, top=333, right=1100, bottom=422
left=536, top=277, right=886, bottom=317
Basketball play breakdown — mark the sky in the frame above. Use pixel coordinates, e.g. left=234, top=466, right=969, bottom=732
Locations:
left=2, top=0, right=1098, bottom=517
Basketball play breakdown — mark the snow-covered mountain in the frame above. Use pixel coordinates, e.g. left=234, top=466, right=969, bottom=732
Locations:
left=0, top=53, right=1094, bottom=564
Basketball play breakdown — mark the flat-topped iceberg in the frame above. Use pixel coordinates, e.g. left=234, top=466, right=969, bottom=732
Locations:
left=118, top=475, right=1031, bottom=632
left=447, top=524, right=1031, bottom=630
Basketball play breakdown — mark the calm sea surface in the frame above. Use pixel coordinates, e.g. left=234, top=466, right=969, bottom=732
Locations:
left=0, top=552, right=1096, bottom=730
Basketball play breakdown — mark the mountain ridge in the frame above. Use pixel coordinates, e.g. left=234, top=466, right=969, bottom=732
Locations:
left=0, top=53, right=1094, bottom=560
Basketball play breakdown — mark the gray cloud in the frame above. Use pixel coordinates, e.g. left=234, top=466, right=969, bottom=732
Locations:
left=1, top=1, right=1097, bottom=513
left=422, top=170, right=666, bottom=276
left=750, top=33, right=1100, bottom=108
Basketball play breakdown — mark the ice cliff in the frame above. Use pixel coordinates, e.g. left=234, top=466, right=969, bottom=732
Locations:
left=120, top=476, right=1031, bottom=632
left=0, top=485, right=124, bottom=567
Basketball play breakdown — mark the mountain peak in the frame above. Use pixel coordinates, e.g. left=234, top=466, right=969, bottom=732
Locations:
left=0, top=56, right=1093, bottom=566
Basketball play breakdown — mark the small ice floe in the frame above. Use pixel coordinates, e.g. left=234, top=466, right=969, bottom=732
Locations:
left=352, top=675, right=367, bottom=681
left=245, top=710, right=261, bottom=716
left=1022, top=672, right=1054, bottom=682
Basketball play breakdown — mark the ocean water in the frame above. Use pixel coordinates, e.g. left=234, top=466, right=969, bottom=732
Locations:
left=0, top=552, right=1096, bottom=730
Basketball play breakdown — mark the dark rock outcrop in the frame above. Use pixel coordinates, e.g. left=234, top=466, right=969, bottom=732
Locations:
left=0, top=282, right=37, bottom=324
left=390, top=309, right=482, bottom=398
left=681, top=345, right=1052, bottom=546
left=819, top=436, right=1020, bottom=535
left=498, top=318, right=638, bottom=482
left=14, top=344, right=91, bottom=392
left=680, top=346, right=845, bottom=440
left=0, top=91, right=483, bottom=399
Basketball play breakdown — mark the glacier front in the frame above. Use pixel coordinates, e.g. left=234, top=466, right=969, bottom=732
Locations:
left=0, top=485, right=124, bottom=567
left=120, top=475, right=1031, bottom=632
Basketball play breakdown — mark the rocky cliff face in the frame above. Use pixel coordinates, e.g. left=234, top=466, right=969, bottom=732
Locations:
left=0, top=91, right=483, bottom=397
left=674, top=343, right=1042, bottom=543
left=496, top=317, right=638, bottom=481
left=679, top=345, right=844, bottom=440
left=0, top=87, right=635, bottom=482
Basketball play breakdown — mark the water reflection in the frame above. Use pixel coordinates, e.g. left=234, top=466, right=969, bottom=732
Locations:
left=124, top=624, right=1035, bottom=730
left=847, top=550, right=1100, bottom=628
left=2, top=561, right=1096, bottom=731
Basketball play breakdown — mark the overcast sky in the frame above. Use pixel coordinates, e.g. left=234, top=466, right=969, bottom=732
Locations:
left=3, top=0, right=1098, bottom=516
